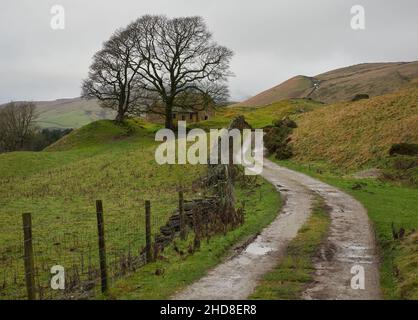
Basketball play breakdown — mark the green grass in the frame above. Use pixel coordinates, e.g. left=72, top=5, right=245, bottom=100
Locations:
left=187, top=89, right=418, bottom=300
left=35, top=103, right=115, bottom=129
left=37, top=109, right=99, bottom=129
left=106, top=179, right=281, bottom=299
left=0, top=119, right=205, bottom=299
left=0, top=121, right=184, bottom=231
left=190, top=99, right=321, bottom=131
left=274, top=159, right=418, bottom=300
left=0, top=118, right=282, bottom=300
left=249, top=196, right=330, bottom=300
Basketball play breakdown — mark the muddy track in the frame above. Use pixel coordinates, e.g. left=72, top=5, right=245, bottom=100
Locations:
left=173, top=159, right=380, bottom=300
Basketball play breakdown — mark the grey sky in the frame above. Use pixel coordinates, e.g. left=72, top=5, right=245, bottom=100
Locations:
left=0, top=0, right=417, bottom=103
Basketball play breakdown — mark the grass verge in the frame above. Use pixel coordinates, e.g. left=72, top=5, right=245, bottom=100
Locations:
left=249, top=196, right=330, bottom=300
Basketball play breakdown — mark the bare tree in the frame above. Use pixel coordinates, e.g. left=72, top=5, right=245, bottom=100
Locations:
left=0, top=102, right=38, bottom=152
left=128, top=15, right=233, bottom=129
left=81, top=28, right=143, bottom=122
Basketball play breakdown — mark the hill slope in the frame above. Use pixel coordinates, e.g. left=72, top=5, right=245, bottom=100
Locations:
left=191, top=99, right=322, bottom=131
left=0, top=119, right=281, bottom=299
left=0, top=119, right=204, bottom=297
left=34, top=97, right=116, bottom=129
left=239, top=61, right=418, bottom=106
left=0, top=97, right=115, bottom=129
left=291, top=88, right=418, bottom=169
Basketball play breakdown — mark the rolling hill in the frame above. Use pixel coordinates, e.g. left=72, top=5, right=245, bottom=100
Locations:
left=239, top=61, right=418, bottom=106
left=33, top=98, right=115, bottom=129
left=1, top=98, right=115, bottom=129
left=0, top=118, right=280, bottom=299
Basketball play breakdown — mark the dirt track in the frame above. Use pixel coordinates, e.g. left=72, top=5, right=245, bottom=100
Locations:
left=173, top=159, right=380, bottom=300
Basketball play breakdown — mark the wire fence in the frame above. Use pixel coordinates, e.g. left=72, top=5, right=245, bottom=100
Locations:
left=0, top=196, right=171, bottom=300
left=1, top=182, right=245, bottom=300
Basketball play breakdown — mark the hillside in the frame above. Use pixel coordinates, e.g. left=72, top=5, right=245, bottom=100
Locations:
left=0, top=119, right=203, bottom=298
left=237, top=76, right=316, bottom=107
left=34, top=98, right=116, bottom=129
left=239, top=61, right=418, bottom=106
left=0, top=98, right=115, bottom=129
left=191, top=98, right=322, bottom=131
left=291, top=88, right=418, bottom=170
left=0, top=118, right=280, bottom=299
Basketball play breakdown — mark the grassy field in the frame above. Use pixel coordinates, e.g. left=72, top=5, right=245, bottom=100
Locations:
left=190, top=99, right=321, bottom=131
left=275, top=159, right=418, bottom=300
left=0, top=120, right=186, bottom=239
left=0, top=119, right=204, bottom=299
left=0, top=118, right=282, bottom=299
left=250, top=196, right=330, bottom=300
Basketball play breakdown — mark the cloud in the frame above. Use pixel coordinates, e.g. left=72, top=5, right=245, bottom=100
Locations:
left=0, top=0, right=417, bottom=103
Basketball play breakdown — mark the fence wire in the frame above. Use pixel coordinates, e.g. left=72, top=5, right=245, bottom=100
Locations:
left=0, top=195, right=176, bottom=300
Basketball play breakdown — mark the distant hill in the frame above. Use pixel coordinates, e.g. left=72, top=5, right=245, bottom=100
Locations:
left=34, top=98, right=116, bottom=129
left=238, top=61, right=418, bottom=106
left=1, top=98, right=115, bottom=129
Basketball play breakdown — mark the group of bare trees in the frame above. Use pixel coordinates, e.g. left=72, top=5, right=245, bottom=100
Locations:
left=82, top=15, right=233, bottom=129
left=0, top=102, right=71, bottom=154
left=0, top=102, right=38, bottom=153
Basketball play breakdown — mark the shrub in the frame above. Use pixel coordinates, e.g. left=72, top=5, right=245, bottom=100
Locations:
left=351, top=94, right=369, bottom=101
left=264, top=118, right=297, bottom=160
left=389, top=143, right=418, bottom=156
left=381, top=155, right=418, bottom=186
left=272, top=118, right=297, bottom=129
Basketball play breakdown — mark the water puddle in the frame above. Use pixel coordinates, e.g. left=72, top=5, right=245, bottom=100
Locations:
left=245, top=243, right=273, bottom=255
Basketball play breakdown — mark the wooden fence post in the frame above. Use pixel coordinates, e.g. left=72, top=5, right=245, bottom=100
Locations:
left=145, top=200, right=152, bottom=263
left=96, top=200, right=108, bottom=293
left=179, top=191, right=186, bottom=240
left=22, top=213, right=36, bottom=300
left=193, top=210, right=201, bottom=250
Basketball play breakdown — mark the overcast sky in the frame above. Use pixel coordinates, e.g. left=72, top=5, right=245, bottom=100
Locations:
left=0, top=0, right=417, bottom=103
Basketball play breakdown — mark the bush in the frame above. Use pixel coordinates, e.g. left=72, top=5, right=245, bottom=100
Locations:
left=272, top=118, right=297, bottom=129
left=392, top=157, right=418, bottom=170
left=389, top=143, right=418, bottom=156
left=381, top=155, right=418, bottom=186
left=264, top=118, right=297, bottom=160
left=351, top=94, right=369, bottom=101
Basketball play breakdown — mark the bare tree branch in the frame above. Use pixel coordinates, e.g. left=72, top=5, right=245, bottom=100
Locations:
left=128, top=15, right=233, bottom=128
left=0, top=102, right=38, bottom=152
left=81, top=28, right=143, bottom=122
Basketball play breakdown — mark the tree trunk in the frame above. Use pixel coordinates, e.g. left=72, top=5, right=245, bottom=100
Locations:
left=115, top=112, right=124, bottom=123
left=115, top=101, right=125, bottom=123
left=165, top=101, right=174, bottom=130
